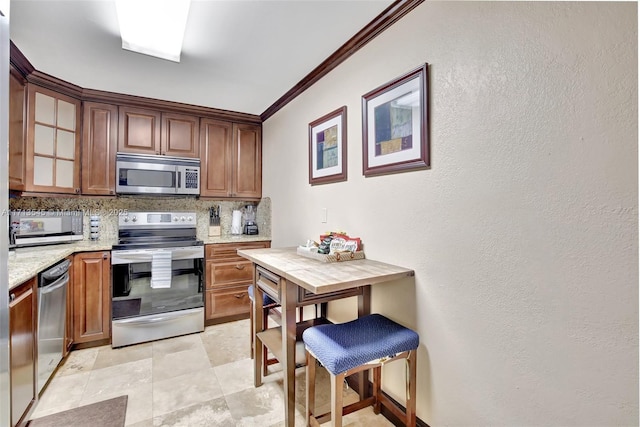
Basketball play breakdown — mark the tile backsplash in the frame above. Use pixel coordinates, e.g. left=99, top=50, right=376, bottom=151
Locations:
left=9, top=196, right=271, bottom=241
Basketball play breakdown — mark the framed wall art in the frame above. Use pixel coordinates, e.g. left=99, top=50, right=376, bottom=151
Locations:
left=309, top=106, right=347, bottom=185
left=362, top=63, right=429, bottom=177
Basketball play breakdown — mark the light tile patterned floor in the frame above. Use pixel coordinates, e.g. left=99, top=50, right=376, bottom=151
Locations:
left=31, top=319, right=393, bottom=426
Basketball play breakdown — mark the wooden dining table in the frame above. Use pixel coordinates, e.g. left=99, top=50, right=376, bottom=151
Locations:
left=237, top=246, right=415, bottom=427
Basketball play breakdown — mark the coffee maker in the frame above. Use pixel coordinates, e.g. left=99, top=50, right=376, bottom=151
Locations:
left=242, top=204, right=259, bottom=235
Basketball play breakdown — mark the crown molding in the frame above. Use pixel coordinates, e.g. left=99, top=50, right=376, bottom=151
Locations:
left=260, top=0, right=424, bottom=121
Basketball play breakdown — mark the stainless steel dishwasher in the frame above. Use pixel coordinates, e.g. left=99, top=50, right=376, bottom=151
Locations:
left=37, top=258, right=70, bottom=393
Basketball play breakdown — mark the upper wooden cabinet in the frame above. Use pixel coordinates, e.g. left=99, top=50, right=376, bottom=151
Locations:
left=24, top=84, right=81, bottom=194
left=82, top=102, right=118, bottom=195
left=118, top=106, right=199, bottom=158
left=9, top=72, right=26, bottom=191
left=200, top=119, right=262, bottom=199
left=162, top=112, right=200, bottom=158
left=118, top=106, right=161, bottom=155
left=233, top=123, right=262, bottom=199
left=200, top=119, right=232, bottom=198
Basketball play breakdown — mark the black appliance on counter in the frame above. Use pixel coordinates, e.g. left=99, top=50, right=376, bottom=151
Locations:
left=111, top=211, right=204, bottom=348
left=242, top=204, right=259, bottom=235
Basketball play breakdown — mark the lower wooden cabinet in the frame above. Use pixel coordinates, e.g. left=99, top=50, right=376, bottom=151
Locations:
left=205, top=241, right=270, bottom=322
left=9, top=277, right=37, bottom=427
left=73, top=251, right=111, bottom=344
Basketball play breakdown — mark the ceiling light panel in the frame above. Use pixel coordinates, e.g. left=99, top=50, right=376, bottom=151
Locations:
left=115, top=0, right=191, bottom=62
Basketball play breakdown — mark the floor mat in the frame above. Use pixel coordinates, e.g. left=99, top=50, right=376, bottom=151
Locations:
left=27, top=395, right=128, bottom=427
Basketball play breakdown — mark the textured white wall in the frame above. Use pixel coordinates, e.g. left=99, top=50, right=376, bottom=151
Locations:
left=262, top=2, right=638, bottom=425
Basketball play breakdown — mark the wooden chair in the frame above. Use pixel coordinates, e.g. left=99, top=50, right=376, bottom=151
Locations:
left=303, top=314, right=419, bottom=427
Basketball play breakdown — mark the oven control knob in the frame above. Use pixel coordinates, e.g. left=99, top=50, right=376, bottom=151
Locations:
left=123, top=217, right=129, bottom=222
left=132, top=216, right=137, bottom=222
left=187, top=216, right=193, bottom=221
left=173, top=217, right=178, bottom=222
left=180, top=216, right=186, bottom=222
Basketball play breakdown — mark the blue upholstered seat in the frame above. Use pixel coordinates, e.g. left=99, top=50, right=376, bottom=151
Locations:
left=248, top=284, right=277, bottom=306
left=302, top=314, right=419, bottom=375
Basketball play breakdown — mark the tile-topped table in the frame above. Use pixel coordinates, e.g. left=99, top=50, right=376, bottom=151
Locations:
left=237, top=246, right=414, bottom=427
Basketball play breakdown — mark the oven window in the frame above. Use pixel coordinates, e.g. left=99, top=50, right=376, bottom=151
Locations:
left=112, top=258, right=204, bottom=319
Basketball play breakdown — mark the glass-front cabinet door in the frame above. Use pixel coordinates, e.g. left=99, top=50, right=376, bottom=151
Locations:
left=26, top=84, right=80, bottom=194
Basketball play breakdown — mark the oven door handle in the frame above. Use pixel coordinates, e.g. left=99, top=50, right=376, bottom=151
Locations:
left=111, top=247, right=204, bottom=264
left=115, top=308, right=201, bottom=326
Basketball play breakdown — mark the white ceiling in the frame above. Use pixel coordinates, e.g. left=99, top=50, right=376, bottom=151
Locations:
left=10, top=0, right=395, bottom=116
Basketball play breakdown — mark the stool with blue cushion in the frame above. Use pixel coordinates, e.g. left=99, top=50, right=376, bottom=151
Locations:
left=303, top=313, right=419, bottom=427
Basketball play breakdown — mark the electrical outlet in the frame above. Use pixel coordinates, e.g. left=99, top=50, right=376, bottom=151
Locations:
left=321, top=208, right=328, bottom=223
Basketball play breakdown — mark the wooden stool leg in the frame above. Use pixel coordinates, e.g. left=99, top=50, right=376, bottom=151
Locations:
left=262, top=307, right=269, bottom=376
left=406, top=351, right=417, bottom=427
left=373, top=365, right=382, bottom=414
left=306, top=350, right=316, bottom=426
left=331, top=372, right=345, bottom=427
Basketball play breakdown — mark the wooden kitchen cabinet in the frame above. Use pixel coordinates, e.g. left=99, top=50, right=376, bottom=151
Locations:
left=118, top=106, right=161, bottom=155
left=9, top=71, right=26, bottom=191
left=73, top=251, right=111, bottom=344
left=205, top=241, right=270, bottom=322
left=82, top=102, right=118, bottom=195
left=200, top=119, right=262, bottom=199
left=162, top=112, right=200, bottom=158
left=24, top=84, right=81, bottom=194
left=9, top=277, right=37, bottom=427
left=118, top=106, right=199, bottom=157
left=233, top=123, right=262, bottom=199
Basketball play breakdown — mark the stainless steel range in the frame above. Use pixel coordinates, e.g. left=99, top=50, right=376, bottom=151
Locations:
left=111, top=211, right=204, bottom=348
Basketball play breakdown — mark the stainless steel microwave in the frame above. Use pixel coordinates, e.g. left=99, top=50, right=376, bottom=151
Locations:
left=10, top=210, right=83, bottom=247
left=116, top=153, right=200, bottom=196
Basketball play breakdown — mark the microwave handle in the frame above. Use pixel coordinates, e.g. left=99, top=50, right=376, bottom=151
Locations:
left=177, top=171, right=181, bottom=189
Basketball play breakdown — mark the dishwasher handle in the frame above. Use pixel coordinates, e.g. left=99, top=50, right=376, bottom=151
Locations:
left=41, top=259, right=71, bottom=281
left=40, top=272, right=69, bottom=295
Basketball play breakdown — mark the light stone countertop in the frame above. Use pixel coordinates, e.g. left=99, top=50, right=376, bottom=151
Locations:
left=8, top=240, right=117, bottom=291
left=8, top=235, right=271, bottom=291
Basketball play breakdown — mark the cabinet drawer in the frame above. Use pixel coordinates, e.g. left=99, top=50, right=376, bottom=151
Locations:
left=298, top=286, right=362, bottom=305
left=205, top=287, right=250, bottom=319
left=9, top=278, right=34, bottom=302
left=256, top=266, right=281, bottom=303
left=207, top=261, right=253, bottom=289
left=206, top=241, right=270, bottom=262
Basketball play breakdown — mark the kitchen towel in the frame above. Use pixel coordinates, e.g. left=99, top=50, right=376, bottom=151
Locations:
left=231, top=210, right=242, bottom=235
left=150, top=251, right=172, bottom=289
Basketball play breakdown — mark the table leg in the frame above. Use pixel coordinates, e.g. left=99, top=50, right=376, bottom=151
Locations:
left=281, top=279, right=297, bottom=427
left=253, top=267, right=264, bottom=388
left=357, top=285, right=372, bottom=401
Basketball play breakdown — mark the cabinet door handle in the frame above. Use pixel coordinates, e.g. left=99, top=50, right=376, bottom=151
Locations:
left=103, top=252, right=109, bottom=259
left=235, top=264, right=245, bottom=270
left=9, top=293, right=15, bottom=302
left=234, top=294, right=243, bottom=299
